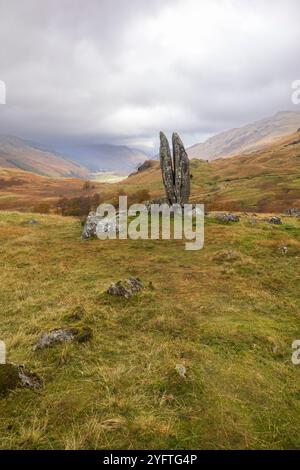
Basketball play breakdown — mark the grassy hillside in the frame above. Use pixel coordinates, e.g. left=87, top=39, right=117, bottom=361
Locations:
left=0, top=168, right=106, bottom=212
left=0, top=211, right=299, bottom=449
left=0, top=132, right=299, bottom=214
left=121, top=132, right=300, bottom=212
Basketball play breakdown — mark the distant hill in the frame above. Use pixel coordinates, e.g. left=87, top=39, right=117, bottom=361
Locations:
left=59, top=143, right=150, bottom=174
left=0, top=135, right=90, bottom=178
left=187, top=111, right=300, bottom=161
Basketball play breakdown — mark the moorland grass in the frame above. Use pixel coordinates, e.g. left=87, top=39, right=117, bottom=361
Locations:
left=0, top=211, right=299, bottom=449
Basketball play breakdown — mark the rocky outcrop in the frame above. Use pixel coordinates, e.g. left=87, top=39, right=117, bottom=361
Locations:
left=159, top=132, right=190, bottom=206
left=107, top=278, right=144, bottom=299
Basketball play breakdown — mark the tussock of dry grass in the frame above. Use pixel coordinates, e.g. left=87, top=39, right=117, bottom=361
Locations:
left=0, top=211, right=299, bottom=449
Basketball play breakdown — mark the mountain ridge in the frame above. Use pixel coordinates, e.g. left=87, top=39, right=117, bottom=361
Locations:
left=187, top=111, right=300, bottom=161
left=0, top=135, right=90, bottom=178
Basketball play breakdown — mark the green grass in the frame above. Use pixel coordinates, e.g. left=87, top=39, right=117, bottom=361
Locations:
left=0, top=211, right=300, bottom=449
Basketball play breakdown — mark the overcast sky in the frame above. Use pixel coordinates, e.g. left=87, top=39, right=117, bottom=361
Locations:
left=0, top=0, right=300, bottom=152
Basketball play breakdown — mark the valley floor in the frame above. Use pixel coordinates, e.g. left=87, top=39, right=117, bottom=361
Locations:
left=0, top=211, right=299, bottom=449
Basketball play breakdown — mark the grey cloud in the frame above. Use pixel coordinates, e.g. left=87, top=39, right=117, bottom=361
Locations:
left=0, top=0, right=299, bottom=152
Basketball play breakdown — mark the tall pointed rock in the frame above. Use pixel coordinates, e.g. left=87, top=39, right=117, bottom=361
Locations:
left=172, top=132, right=190, bottom=205
left=159, top=132, right=177, bottom=204
left=159, top=131, right=190, bottom=205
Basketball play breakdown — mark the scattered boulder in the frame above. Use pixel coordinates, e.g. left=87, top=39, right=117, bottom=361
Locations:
left=0, top=363, right=42, bottom=396
left=82, top=210, right=121, bottom=239
left=34, top=326, right=92, bottom=350
left=17, top=365, right=42, bottom=390
left=107, top=277, right=144, bottom=299
left=215, top=213, right=240, bottom=223
left=175, top=364, right=187, bottom=379
left=35, top=328, right=75, bottom=350
left=284, top=208, right=300, bottom=217
left=267, top=216, right=282, bottom=225
left=107, top=281, right=132, bottom=299
left=82, top=211, right=104, bottom=239
left=279, top=246, right=288, bottom=255
left=25, top=219, right=38, bottom=225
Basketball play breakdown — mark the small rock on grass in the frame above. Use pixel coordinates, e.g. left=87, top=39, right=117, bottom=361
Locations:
left=215, top=213, right=240, bottom=223
left=279, top=246, right=288, bottom=255
left=0, top=363, right=42, bottom=396
left=107, top=277, right=144, bottom=299
left=175, top=364, right=187, bottom=379
left=25, top=219, right=39, bottom=225
left=34, top=326, right=92, bottom=351
left=267, top=216, right=282, bottom=225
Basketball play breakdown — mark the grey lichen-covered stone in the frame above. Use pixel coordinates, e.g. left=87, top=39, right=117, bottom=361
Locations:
left=215, top=213, right=240, bottom=223
left=159, top=131, right=190, bottom=206
left=107, top=277, right=144, bottom=299
left=82, top=211, right=121, bottom=239
left=175, top=364, right=187, bottom=379
left=267, top=216, right=282, bottom=225
left=126, top=277, right=144, bottom=293
left=34, top=326, right=92, bottom=350
left=25, top=219, right=39, bottom=225
left=284, top=208, right=300, bottom=216
left=279, top=246, right=288, bottom=255
left=0, top=363, right=42, bottom=396
left=17, top=365, right=42, bottom=390
left=82, top=211, right=104, bottom=239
